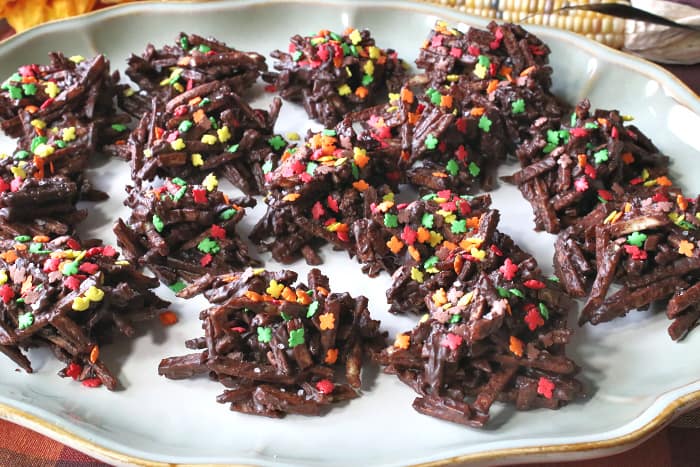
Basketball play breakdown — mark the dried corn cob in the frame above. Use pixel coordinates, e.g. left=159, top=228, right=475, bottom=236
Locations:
left=423, top=0, right=628, bottom=48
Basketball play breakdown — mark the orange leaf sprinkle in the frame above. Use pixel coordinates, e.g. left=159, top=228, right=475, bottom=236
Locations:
left=432, top=288, right=448, bottom=306
left=679, top=240, right=695, bottom=257
left=466, top=216, right=481, bottom=229
left=454, top=255, right=464, bottom=274
left=459, top=237, right=483, bottom=251
left=353, top=147, right=370, bottom=168
left=416, top=227, right=430, bottom=243
left=0, top=250, right=18, bottom=264
left=509, top=336, right=524, bottom=357
left=520, top=65, right=536, bottom=76
left=597, top=117, right=609, bottom=126
left=621, top=152, right=635, bottom=164
left=296, top=289, right=312, bottom=305
left=89, top=345, right=100, bottom=364
left=432, top=171, right=447, bottom=178
left=24, top=105, right=38, bottom=114
left=398, top=87, right=414, bottom=104
left=319, top=312, right=335, bottom=330
left=220, top=273, right=240, bottom=283
left=442, top=241, right=458, bottom=251
left=577, top=154, right=587, bottom=167
left=408, top=245, right=421, bottom=262
left=192, top=108, right=206, bottom=123
left=282, top=193, right=301, bottom=202
left=281, top=286, right=297, bottom=302
left=33, top=156, right=45, bottom=179
left=188, top=97, right=202, bottom=107
left=355, top=86, right=369, bottom=99
left=352, top=179, right=369, bottom=191
left=325, top=348, right=339, bottom=364
left=20, top=276, right=32, bottom=294
left=657, top=176, right=673, bottom=187
left=316, top=286, right=330, bottom=296
left=394, top=333, right=410, bottom=350
left=245, top=291, right=264, bottom=302
left=386, top=236, right=404, bottom=254
left=486, top=79, right=499, bottom=94
left=677, top=194, right=688, bottom=211
left=440, top=95, right=453, bottom=108
left=470, top=107, right=485, bottom=117
left=13, top=243, right=27, bottom=251
left=32, top=235, right=50, bottom=243
left=159, top=311, right=179, bottom=326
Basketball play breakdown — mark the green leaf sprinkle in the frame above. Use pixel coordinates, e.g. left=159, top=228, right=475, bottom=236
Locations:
left=478, top=115, right=492, bottom=133
left=288, top=328, right=305, bottom=348
left=152, top=214, right=164, bottom=233
left=511, top=98, right=526, bottom=115
left=197, top=237, right=221, bottom=254
left=446, top=159, right=459, bottom=176
left=169, top=280, right=187, bottom=293
left=626, top=231, right=647, bottom=247
left=425, top=134, right=439, bottom=150
left=307, top=301, right=320, bottom=318
left=257, top=326, right=272, bottom=343
left=384, top=213, right=398, bottom=228
left=18, top=312, right=34, bottom=330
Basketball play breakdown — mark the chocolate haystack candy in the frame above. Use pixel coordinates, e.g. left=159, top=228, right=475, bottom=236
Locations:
left=0, top=115, right=109, bottom=236
left=0, top=235, right=169, bottom=389
left=250, top=129, right=400, bottom=265
left=123, top=81, right=282, bottom=195
left=265, top=28, right=407, bottom=126
left=377, top=209, right=583, bottom=427
left=114, top=175, right=255, bottom=287
left=121, top=32, right=267, bottom=116
left=554, top=185, right=700, bottom=341
left=379, top=192, right=494, bottom=314
left=337, top=77, right=565, bottom=194
left=415, top=21, right=552, bottom=90
left=159, top=268, right=385, bottom=417
left=504, top=99, right=670, bottom=233
left=0, top=53, right=126, bottom=144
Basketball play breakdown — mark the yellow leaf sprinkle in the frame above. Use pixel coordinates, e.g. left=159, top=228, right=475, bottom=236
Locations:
left=203, top=173, right=218, bottom=192
left=191, top=153, right=204, bottom=167
left=201, top=134, right=218, bottom=145
left=217, top=126, right=231, bottom=143
left=62, top=126, right=76, bottom=142
left=170, top=138, right=186, bottom=151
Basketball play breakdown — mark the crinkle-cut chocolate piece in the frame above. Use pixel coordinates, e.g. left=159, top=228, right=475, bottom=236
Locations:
left=124, top=81, right=282, bottom=195
left=0, top=234, right=169, bottom=389
left=158, top=268, right=385, bottom=418
left=114, top=176, right=255, bottom=287
left=0, top=176, right=88, bottom=236
left=553, top=185, right=700, bottom=341
left=415, top=20, right=552, bottom=90
left=504, top=99, right=671, bottom=233
left=377, top=223, right=582, bottom=427
left=120, top=32, right=267, bottom=116
left=264, top=28, right=407, bottom=127
left=250, top=129, right=400, bottom=265
left=0, top=53, right=126, bottom=145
